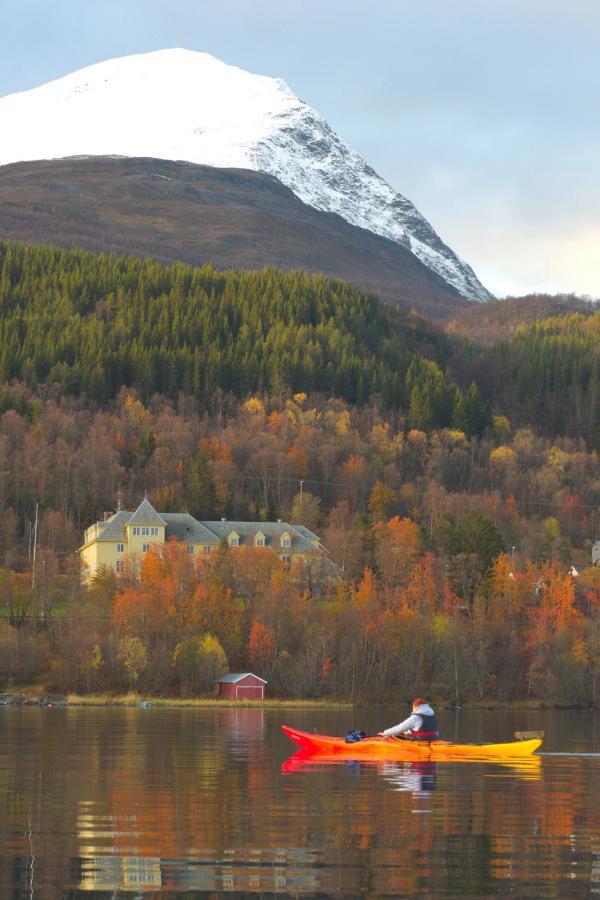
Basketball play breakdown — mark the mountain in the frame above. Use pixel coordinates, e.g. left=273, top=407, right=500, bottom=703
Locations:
left=0, top=156, right=469, bottom=318
left=0, top=48, right=492, bottom=302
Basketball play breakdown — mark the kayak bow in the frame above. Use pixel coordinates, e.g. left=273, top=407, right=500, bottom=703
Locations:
left=281, top=725, right=542, bottom=760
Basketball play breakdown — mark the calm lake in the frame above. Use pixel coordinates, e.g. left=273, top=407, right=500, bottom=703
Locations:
left=0, top=706, right=599, bottom=897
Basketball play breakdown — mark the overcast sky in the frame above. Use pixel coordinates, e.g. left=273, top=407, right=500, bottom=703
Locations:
left=2, top=0, right=599, bottom=298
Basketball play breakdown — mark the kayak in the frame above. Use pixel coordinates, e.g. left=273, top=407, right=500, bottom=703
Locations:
left=281, top=725, right=543, bottom=760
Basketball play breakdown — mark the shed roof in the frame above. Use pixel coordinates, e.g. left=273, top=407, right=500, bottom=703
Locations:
left=215, top=672, right=268, bottom=684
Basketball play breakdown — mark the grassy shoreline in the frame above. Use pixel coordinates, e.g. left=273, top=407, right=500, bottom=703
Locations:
left=1, top=690, right=597, bottom=710
left=65, top=693, right=354, bottom=708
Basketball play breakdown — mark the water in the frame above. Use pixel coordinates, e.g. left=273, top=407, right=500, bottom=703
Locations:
left=0, top=707, right=599, bottom=897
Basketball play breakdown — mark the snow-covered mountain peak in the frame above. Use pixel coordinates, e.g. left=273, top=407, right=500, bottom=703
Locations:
left=0, top=48, right=492, bottom=301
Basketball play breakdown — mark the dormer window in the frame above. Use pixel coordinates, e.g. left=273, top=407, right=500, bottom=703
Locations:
left=281, top=532, right=291, bottom=549
left=228, top=531, right=240, bottom=547
left=132, top=526, right=159, bottom=537
left=255, top=531, right=266, bottom=547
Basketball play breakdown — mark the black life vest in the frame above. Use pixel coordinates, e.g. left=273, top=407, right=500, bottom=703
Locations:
left=411, top=711, right=439, bottom=740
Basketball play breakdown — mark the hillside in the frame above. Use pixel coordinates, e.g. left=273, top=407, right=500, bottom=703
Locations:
left=1, top=240, right=599, bottom=707
left=0, top=240, right=481, bottom=423
left=468, top=312, right=600, bottom=446
left=446, top=294, right=597, bottom=343
left=2, top=239, right=599, bottom=444
left=0, top=157, right=469, bottom=319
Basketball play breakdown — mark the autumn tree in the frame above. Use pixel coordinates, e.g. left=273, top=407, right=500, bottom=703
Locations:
left=172, top=633, right=228, bottom=695
left=118, top=636, right=148, bottom=691
left=373, top=516, right=422, bottom=589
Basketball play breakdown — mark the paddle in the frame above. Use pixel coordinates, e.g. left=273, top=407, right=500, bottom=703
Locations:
left=514, top=730, right=545, bottom=741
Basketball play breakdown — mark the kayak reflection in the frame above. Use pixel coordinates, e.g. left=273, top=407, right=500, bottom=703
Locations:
left=281, top=750, right=542, bottom=780
left=379, top=761, right=438, bottom=795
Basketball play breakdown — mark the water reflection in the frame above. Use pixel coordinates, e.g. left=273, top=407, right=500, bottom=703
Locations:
left=379, top=760, right=438, bottom=794
left=0, top=707, right=598, bottom=896
left=283, top=748, right=542, bottom=781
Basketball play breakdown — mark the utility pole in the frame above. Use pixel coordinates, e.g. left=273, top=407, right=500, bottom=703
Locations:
left=31, top=503, right=38, bottom=591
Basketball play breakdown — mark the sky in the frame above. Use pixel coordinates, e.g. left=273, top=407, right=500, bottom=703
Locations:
left=1, top=0, right=599, bottom=299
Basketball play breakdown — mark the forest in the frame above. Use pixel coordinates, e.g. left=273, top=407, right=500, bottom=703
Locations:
left=0, top=241, right=599, bottom=704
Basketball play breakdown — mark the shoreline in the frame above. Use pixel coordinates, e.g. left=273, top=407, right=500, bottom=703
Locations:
left=0, top=691, right=354, bottom=709
left=67, top=694, right=355, bottom=708
left=0, top=691, right=597, bottom=710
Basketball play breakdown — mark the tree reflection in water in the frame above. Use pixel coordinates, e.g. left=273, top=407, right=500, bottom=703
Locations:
left=0, top=707, right=597, bottom=896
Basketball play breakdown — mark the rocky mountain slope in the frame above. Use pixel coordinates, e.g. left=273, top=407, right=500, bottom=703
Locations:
left=0, top=48, right=491, bottom=302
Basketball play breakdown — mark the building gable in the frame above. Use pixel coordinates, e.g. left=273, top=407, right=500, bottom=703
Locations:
left=127, top=498, right=167, bottom=527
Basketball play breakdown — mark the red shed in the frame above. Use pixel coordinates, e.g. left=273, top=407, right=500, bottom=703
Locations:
left=216, top=672, right=267, bottom=700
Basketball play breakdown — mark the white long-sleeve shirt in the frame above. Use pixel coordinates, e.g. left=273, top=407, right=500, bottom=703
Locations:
left=381, top=704, right=435, bottom=738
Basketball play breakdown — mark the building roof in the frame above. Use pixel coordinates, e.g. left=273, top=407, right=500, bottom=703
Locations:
left=291, top=524, right=321, bottom=543
left=160, top=513, right=220, bottom=544
left=127, top=497, right=167, bottom=527
left=202, top=520, right=317, bottom=552
left=216, top=672, right=268, bottom=684
left=92, top=510, right=132, bottom=542
left=85, top=502, right=328, bottom=558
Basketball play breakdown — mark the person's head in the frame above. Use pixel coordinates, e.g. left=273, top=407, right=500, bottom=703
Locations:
left=412, top=697, right=427, bottom=709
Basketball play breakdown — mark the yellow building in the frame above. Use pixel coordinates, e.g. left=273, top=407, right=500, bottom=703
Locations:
left=79, top=497, right=336, bottom=583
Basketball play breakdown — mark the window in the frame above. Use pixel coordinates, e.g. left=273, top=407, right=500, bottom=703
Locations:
left=142, top=543, right=150, bottom=553
left=115, top=560, right=124, bottom=573
left=187, top=545, right=194, bottom=555
left=282, top=555, right=291, bottom=565
left=133, top=526, right=159, bottom=537
left=255, top=535, right=265, bottom=547
left=204, top=545, right=212, bottom=554
left=281, top=537, right=291, bottom=548
left=116, top=543, right=124, bottom=553
left=230, top=537, right=239, bottom=547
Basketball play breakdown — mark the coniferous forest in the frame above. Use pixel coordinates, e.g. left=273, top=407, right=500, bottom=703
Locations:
left=0, top=240, right=599, bottom=704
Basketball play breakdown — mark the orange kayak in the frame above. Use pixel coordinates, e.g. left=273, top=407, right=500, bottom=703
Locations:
left=281, top=725, right=543, bottom=760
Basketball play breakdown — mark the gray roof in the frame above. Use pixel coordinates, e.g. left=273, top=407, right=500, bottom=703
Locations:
left=216, top=672, right=268, bottom=684
left=291, top=524, right=321, bottom=543
left=128, top=498, right=167, bottom=527
left=203, top=520, right=317, bottom=551
left=160, top=513, right=220, bottom=544
left=92, top=510, right=132, bottom=542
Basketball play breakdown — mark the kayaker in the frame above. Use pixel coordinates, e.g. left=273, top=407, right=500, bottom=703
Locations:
left=377, top=698, right=439, bottom=741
